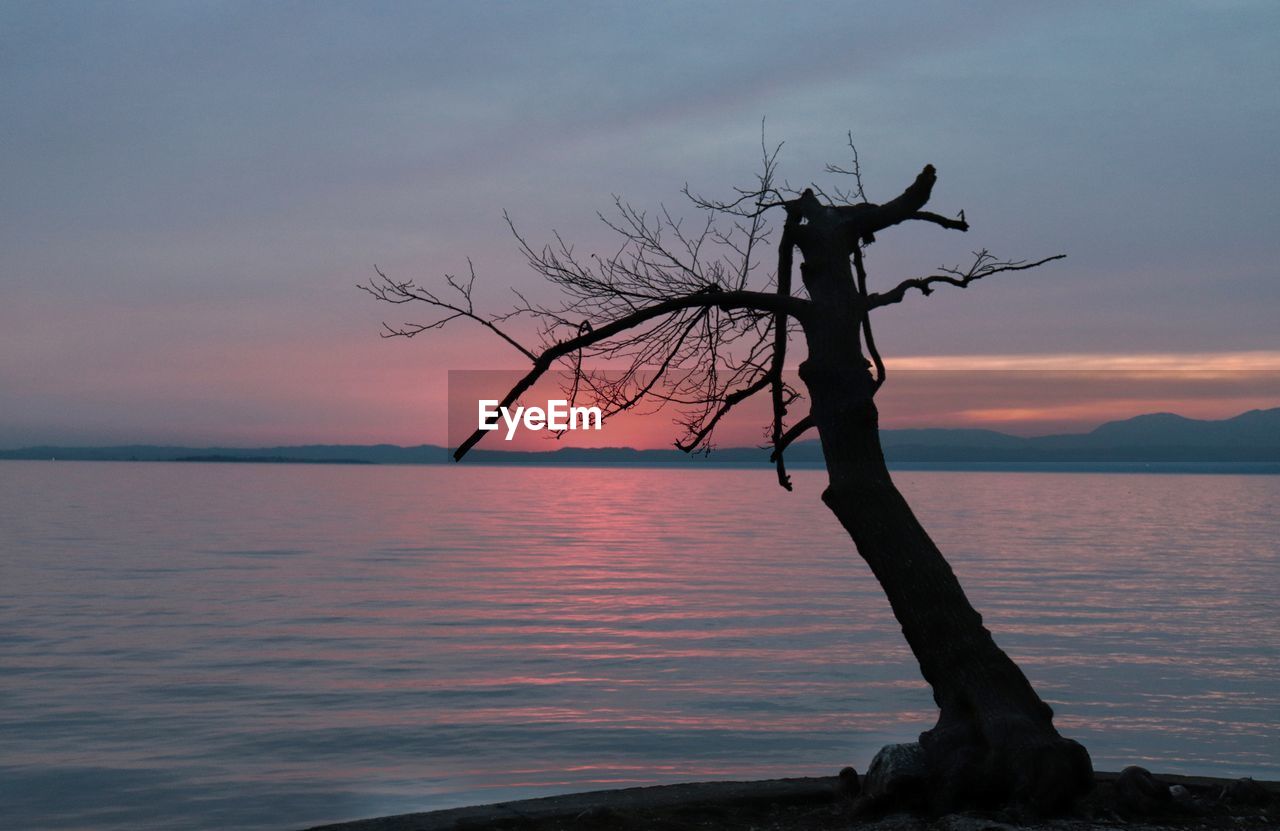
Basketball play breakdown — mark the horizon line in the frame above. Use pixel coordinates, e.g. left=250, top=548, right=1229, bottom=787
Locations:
left=4, top=403, right=1277, bottom=454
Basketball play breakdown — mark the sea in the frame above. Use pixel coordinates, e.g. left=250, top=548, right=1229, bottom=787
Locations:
left=1, top=461, right=1276, bottom=830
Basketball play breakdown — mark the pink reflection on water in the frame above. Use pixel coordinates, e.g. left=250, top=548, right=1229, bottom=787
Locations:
left=0, top=461, right=1276, bottom=831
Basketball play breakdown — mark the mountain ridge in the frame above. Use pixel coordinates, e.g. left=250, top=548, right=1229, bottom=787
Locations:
left=3, top=407, right=1278, bottom=467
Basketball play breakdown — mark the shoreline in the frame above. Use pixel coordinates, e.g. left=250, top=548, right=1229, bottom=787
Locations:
left=303, top=771, right=1280, bottom=831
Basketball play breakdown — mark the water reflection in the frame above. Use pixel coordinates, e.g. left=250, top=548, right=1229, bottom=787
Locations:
left=0, top=462, right=1276, bottom=830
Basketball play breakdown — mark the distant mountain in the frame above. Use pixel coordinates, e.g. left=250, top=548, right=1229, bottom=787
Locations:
left=1061, top=408, right=1280, bottom=448
left=881, top=428, right=1029, bottom=448
left=872, top=408, right=1280, bottom=463
left=0, top=443, right=449, bottom=464
left=2, top=407, right=1278, bottom=467
left=172, top=455, right=374, bottom=464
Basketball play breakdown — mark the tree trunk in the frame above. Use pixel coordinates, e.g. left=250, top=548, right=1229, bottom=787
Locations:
left=795, top=227, right=1093, bottom=813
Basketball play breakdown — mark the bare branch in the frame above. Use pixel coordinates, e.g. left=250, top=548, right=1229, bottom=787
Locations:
left=358, top=263, right=537, bottom=361
left=823, top=164, right=941, bottom=245
left=363, top=137, right=1058, bottom=489
left=453, top=288, right=810, bottom=460
left=769, top=414, right=815, bottom=462
left=909, top=210, right=969, bottom=232
left=673, top=372, right=772, bottom=453
left=868, top=252, right=1066, bottom=310
left=684, top=120, right=785, bottom=219
left=769, top=213, right=800, bottom=490
left=820, top=132, right=877, bottom=207
left=853, top=246, right=886, bottom=393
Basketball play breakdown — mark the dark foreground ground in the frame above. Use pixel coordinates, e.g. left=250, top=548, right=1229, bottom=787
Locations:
left=304, top=771, right=1279, bottom=831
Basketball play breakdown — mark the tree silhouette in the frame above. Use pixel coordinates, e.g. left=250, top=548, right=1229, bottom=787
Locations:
left=361, top=137, right=1091, bottom=813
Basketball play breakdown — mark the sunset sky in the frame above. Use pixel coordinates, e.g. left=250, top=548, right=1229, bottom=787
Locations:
left=3, top=2, right=1278, bottom=448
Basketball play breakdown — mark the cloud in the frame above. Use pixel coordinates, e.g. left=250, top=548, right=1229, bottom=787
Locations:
left=2, top=2, right=1277, bottom=445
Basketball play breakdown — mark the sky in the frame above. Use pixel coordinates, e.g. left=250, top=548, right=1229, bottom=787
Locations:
left=2, top=1, right=1278, bottom=448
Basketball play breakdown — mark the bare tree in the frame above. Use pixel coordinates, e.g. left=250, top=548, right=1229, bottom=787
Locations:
left=360, top=137, right=1091, bottom=813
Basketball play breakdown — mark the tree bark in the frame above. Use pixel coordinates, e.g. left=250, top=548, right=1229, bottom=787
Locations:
left=793, top=201, right=1093, bottom=813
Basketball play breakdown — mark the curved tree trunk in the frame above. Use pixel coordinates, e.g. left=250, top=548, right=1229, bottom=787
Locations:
left=795, top=223, right=1092, bottom=813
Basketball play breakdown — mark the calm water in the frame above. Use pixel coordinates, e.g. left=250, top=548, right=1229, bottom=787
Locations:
left=1, top=461, right=1277, bottom=830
